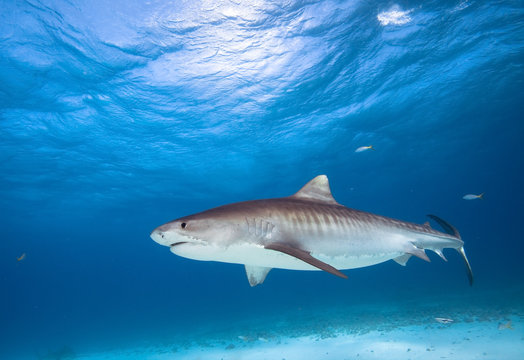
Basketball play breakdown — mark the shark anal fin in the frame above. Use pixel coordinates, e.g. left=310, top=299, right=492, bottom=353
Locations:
left=434, top=249, right=448, bottom=262
left=264, top=243, right=348, bottom=279
left=393, top=254, right=412, bottom=266
left=244, top=265, right=272, bottom=287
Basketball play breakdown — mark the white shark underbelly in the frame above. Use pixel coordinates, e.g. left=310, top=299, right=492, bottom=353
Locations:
left=170, top=237, right=405, bottom=271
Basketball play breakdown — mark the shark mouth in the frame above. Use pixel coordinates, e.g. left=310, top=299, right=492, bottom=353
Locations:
left=170, top=236, right=208, bottom=247
left=170, top=242, right=188, bottom=247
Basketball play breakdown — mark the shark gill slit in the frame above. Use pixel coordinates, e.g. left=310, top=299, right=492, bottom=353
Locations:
left=244, top=217, right=250, bottom=235
left=287, top=210, right=297, bottom=233
left=286, top=211, right=294, bottom=232
left=260, top=218, right=265, bottom=237
left=299, top=208, right=309, bottom=235
left=255, top=219, right=260, bottom=237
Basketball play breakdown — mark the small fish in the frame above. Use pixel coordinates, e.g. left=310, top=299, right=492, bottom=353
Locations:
left=355, top=145, right=374, bottom=153
left=498, top=320, right=513, bottom=330
left=462, top=193, right=484, bottom=200
left=435, top=317, right=454, bottom=324
left=17, top=253, right=26, bottom=262
left=237, top=335, right=247, bottom=341
left=258, top=337, right=268, bottom=343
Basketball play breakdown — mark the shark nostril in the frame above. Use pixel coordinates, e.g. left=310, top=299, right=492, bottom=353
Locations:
left=150, top=229, right=168, bottom=245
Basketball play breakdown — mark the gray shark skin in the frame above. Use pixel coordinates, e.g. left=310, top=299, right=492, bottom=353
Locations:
left=151, top=175, right=473, bottom=286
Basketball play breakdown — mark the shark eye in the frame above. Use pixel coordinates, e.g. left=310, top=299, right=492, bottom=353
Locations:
left=181, top=222, right=187, bottom=229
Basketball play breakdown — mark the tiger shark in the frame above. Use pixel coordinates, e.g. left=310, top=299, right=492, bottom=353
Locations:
left=151, top=175, right=473, bottom=286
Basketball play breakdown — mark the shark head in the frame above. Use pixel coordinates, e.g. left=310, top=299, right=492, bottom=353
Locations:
left=150, top=206, right=243, bottom=261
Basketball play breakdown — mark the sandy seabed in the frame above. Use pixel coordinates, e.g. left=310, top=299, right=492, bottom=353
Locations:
left=17, top=285, right=524, bottom=360
left=71, top=317, right=522, bottom=360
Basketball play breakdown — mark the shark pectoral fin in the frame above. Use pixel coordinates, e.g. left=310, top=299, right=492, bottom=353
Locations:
left=393, top=254, right=412, bottom=266
left=244, top=265, right=272, bottom=287
left=264, top=243, right=348, bottom=279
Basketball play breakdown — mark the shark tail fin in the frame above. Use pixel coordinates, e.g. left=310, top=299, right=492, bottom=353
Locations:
left=427, top=214, right=473, bottom=286
left=457, top=246, right=474, bottom=286
left=427, top=214, right=461, bottom=239
left=478, top=193, right=484, bottom=200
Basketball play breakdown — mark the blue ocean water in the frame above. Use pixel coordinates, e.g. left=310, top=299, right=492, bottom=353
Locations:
left=1, top=0, right=523, bottom=358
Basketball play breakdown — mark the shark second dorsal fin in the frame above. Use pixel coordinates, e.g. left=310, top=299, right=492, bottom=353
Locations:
left=291, top=175, right=339, bottom=204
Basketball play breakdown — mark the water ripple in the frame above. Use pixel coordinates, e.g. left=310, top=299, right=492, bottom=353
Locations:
left=0, top=0, right=522, bottom=213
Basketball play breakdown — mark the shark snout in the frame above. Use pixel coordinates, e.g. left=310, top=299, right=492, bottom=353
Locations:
left=150, top=227, right=171, bottom=246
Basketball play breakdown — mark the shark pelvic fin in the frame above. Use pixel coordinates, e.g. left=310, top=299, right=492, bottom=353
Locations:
left=291, top=175, right=339, bottom=205
left=265, top=243, right=348, bottom=279
left=244, top=265, right=272, bottom=287
left=393, top=254, right=412, bottom=266
left=406, top=246, right=431, bottom=262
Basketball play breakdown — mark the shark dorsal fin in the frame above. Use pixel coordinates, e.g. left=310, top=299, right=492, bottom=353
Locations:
left=291, top=175, right=339, bottom=205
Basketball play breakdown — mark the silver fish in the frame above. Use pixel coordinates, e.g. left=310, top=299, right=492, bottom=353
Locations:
left=498, top=320, right=513, bottom=330
left=355, top=145, right=374, bottom=153
left=151, top=175, right=473, bottom=286
left=463, top=193, right=484, bottom=200
left=435, top=317, right=454, bottom=324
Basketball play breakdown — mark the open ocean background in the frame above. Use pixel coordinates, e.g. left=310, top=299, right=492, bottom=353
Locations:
left=1, top=0, right=523, bottom=358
